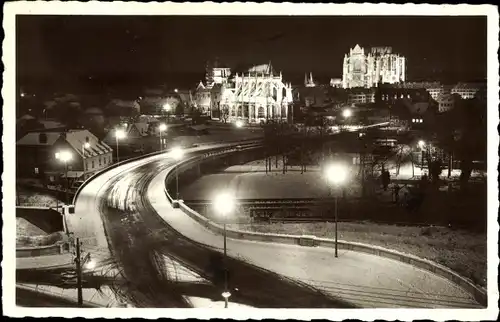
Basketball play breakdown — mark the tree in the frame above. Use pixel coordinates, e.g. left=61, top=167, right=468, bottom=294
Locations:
left=434, top=95, right=486, bottom=189
left=429, top=159, right=443, bottom=184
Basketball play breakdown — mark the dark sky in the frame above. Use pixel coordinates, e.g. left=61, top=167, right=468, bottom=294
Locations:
left=17, top=15, right=487, bottom=85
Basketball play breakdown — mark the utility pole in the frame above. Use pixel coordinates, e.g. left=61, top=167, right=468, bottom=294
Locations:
left=75, top=238, right=83, bottom=306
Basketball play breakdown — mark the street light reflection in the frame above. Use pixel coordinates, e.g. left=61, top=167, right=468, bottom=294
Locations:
left=342, top=109, right=352, bottom=118
left=324, top=163, right=348, bottom=185
left=170, top=146, right=184, bottom=160
left=84, top=259, right=96, bottom=270
left=116, top=128, right=127, bottom=140
left=55, top=150, right=73, bottom=162
left=213, top=192, right=235, bottom=217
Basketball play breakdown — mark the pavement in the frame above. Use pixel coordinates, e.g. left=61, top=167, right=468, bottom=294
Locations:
left=31, top=144, right=481, bottom=308
left=149, top=167, right=482, bottom=308
left=16, top=283, right=120, bottom=307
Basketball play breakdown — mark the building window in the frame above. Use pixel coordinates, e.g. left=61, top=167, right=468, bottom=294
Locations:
left=34, top=167, right=39, bottom=174
left=99, top=157, right=102, bottom=166
left=92, top=160, right=95, bottom=169
left=87, top=161, right=90, bottom=170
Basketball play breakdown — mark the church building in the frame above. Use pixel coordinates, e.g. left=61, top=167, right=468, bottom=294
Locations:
left=342, top=44, right=406, bottom=89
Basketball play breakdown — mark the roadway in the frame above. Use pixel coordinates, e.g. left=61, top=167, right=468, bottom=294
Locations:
left=69, top=143, right=482, bottom=308
left=71, top=144, right=347, bottom=308
left=16, top=287, right=93, bottom=308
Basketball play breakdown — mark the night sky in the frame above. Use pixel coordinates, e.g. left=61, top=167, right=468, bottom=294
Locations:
left=17, top=15, right=487, bottom=87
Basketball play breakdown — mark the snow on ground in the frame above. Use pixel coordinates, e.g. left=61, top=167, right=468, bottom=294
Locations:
left=17, top=283, right=123, bottom=307
left=163, top=255, right=207, bottom=283
left=149, top=167, right=482, bottom=308
left=16, top=217, right=47, bottom=237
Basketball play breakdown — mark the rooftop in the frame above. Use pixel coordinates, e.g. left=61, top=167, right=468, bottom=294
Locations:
left=17, top=129, right=113, bottom=157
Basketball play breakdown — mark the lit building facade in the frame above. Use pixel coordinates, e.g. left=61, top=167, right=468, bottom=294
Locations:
left=347, top=88, right=376, bottom=105
left=202, top=63, right=293, bottom=123
left=451, top=82, right=485, bottom=100
left=342, top=45, right=406, bottom=89
left=205, top=59, right=232, bottom=88
left=330, top=78, right=343, bottom=88
left=304, top=72, right=316, bottom=87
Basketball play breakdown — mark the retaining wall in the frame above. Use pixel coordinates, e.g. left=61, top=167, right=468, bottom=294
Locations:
left=163, top=148, right=488, bottom=307
left=16, top=242, right=68, bottom=258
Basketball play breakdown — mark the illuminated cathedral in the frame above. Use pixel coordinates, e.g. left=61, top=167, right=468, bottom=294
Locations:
left=196, top=61, right=293, bottom=123
left=342, top=44, right=406, bottom=89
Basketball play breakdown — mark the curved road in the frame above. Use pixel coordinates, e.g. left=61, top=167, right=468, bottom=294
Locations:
left=70, top=145, right=482, bottom=308
left=72, top=146, right=350, bottom=308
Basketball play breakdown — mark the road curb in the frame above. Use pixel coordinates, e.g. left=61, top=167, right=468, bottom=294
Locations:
left=163, top=148, right=488, bottom=308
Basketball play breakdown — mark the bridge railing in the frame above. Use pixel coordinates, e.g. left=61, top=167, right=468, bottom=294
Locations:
left=73, top=138, right=262, bottom=205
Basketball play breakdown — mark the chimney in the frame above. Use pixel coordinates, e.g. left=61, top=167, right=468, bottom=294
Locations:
left=39, top=133, right=48, bottom=144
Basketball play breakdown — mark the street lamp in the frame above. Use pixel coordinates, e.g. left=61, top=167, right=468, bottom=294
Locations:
left=163, top=103, right=172, bottom=123
left=115, top=128, right=127, bottom=163
left=342, top=108, right=352, bottom=118
left=324, top=163, right=348, bottom=258
left=417, top=140, right=427, bottom=171
left=174, top=88, right=179, bottom=93
left=158, top=123, right=167, bottom=152
left=235, top=120, right=244, bottom=128
left=170, top=146, right=184, bottom=200
left=213, top=191, right=236, bottom=308
left=55, top=150, right=73, bottom=205
left=82, top=142, right=90, bottom=180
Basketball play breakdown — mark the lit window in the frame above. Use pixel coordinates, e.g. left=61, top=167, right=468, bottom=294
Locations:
left=34, top=167, right=39, bottom=174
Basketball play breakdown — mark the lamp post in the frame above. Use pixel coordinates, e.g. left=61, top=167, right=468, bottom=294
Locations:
left=82, top=142, right=90, bottom=180
left=55, top=150, right=73, bottom=205
left=324, top=163, right=348, bottom=258
left=170, top=146, right=184, bottom=200
left=342, top=108, right=352, bottom=132
left=163, top=103, right=172, bottom=124
left=115, top=128, right=126, bottom=163
left=158, top=123, right=167, bottom=152
left=418, top=140, right=426, bottom=171
left=213, top=191, right=235, bottom=308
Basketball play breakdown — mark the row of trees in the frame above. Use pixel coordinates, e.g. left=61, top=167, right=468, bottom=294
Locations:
left=432, top=90, right=487, bottom=189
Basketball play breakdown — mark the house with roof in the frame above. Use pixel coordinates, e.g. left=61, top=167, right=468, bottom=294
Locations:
left=194, top=81, right=212, bottom=115
left=16, top=129, right=113, bottom=183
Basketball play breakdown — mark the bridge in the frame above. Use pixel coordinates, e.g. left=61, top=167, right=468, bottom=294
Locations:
left=17, top=137, right=485, bottom=311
